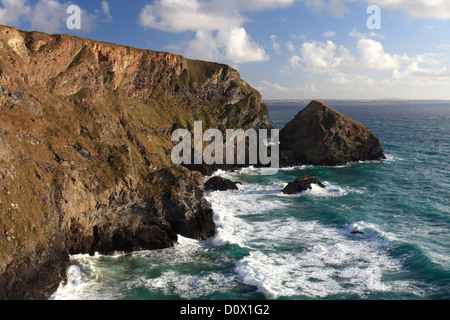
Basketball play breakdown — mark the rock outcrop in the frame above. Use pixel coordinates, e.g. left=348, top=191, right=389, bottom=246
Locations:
left=0, top=25, right=272, bottom=299
left=282, top=174, right=325, bottom=195
left=280, top=100, right=385, bottom=166
left=204, top=176, right=240, bottom=191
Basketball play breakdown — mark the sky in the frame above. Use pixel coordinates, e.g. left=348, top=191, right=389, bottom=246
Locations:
left=1, top=0, right=450, bottom=100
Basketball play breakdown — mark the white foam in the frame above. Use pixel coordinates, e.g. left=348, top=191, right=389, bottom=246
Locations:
left=139, top=271, right=238, bottom=300
left=233, top=226, right=415, bottom=299
left=206, top=181, right=421, bottom=299
left=279, top=165, right=312, bottom=171
left=49, top=255, right=106, bottom=300
left=278, top=181, right=357, bottom=198
left=383, top=153, right=404, bottom=162
left=51, top=166, right=425, bottom=300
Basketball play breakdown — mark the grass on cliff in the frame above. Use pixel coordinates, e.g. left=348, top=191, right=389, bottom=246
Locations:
left=185, top=59, right=224, bottom=83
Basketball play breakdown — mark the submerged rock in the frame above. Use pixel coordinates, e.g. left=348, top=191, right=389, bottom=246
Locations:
left=280, top=100, right=386, bottom=166
left=204, top=176, right=240, bottom=191
left=282, top=174, right=325, bottom=194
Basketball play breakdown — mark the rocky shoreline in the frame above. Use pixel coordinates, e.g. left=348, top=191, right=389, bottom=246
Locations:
left=0, top=24, right=269, bottom=300
left=0, top=25, right=384, bottom=300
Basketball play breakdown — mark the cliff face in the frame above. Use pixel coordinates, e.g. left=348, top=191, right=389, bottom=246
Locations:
left=0, top=25, right=271, bottom=299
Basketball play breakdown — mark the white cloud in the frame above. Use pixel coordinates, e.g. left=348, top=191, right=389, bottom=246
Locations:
left=298, top=0, right=450, bottom=20
left=0, top=0, right=101, bottom=33
left=286, top=40, right=295, bottom=53
left=393, top=61, right=450, bottom=79
left=256, top=80, right=318, bottom=99
left=218, top=27, right=269, bottom=64
left=357, top=38, right=400, bottom=70
left=184, top=30, right=220, bottom=62
left=270, top=34, right=282, bottom=54
left=0, top=0, right=31, bottom=25
left=289, top=39, right=411, bottom=72
left=30, top=0, right=98, bottom=33
left=290, top=33, right=307, bottom=40
left=139, top=0, right=244, bottom=33
left=296, top=40, right=356, bottom=72
left=101, top=0, right=112, bottom=23
left=287, top=55, right=302, bottom=69
left=183, top=27, right=269, bottom=65
left=285, top=37, right=450, bottom=99
left=348, top=28, right=385, bottom=40
left=139, top=0, right=271, bottom=64
left=238, top=0, right=296, bottom=11
left=322, top=30, right=337, bottom=37
left=330, top=71, right=374, bottom=85
left=437, top=44, right=450, bottom=50
left=299, top=0, right=357, bottom=18
left=375, top=0, right=450, bottom=20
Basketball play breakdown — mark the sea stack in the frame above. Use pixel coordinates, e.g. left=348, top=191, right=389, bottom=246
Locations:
left=280, top=100, right=386, bottom=166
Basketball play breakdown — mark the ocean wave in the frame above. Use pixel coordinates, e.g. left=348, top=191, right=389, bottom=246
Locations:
left=232, top=224, right=420, bottom=299
left=138, top=271, right=238, bottom=300
left=206, top=183, right=424, bottom=299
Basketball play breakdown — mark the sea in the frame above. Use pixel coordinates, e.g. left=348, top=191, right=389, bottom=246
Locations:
left=50, top=101, right=450, bottom=300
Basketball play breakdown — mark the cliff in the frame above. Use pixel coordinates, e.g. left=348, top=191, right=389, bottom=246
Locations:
left=0, top=25, right=272, bottom=299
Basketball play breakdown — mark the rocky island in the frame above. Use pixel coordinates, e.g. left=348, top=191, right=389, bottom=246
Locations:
left=280, top=100, right=386, bottom=166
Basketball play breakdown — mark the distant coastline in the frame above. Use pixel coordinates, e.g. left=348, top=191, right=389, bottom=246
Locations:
left=263, top=99, right=450, bottom=104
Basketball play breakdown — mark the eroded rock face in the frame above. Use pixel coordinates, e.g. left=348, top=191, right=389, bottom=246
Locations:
left=280, top=100, right=386, bottom=166
left=64, top=166, right=214, bottom=255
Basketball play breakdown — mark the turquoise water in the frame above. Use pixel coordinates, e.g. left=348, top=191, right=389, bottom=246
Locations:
left=51, top=102, right=450, bottom=300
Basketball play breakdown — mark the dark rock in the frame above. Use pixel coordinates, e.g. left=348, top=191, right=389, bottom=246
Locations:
left=0, top=233, right=69, bottom=300
left=65, top=166, right=215, bottom=255
left=204, top=176, right=240, bottom=191
left=282, top=174, right=325, bottom=195
left=280, top=100, right=386, bottom=166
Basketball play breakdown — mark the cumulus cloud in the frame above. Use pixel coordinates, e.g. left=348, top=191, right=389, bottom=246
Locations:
left=290, top=39, right=406, bottom=72
left=139, top=0, right=272, bottom=64
left=375, top=0, right=450, bottom=20
left=0, top=0, right=102, bottom=34
left=139, top=0, right=244, bottom=33
left=357, top=38, right=400, bottom=70
left=183, top=28, right=269, bottom=65
left=298, top=0, right=450, bottom=20
left=288, top=37, right=450, bottom=87
left=0, top=0, right=31, bottom=25
left=219, top=27, right=269, bottom=63
left=295, top=40, right=356, bottom=72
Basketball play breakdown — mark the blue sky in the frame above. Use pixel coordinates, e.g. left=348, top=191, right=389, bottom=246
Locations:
left=1, top=0, right=450, bottom=100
